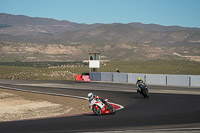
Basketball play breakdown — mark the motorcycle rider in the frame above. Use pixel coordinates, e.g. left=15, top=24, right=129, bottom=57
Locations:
left=136, top=77, right=144, bottom=93
left=88, top=92, right=99, bottom=102
left=88, top=93, right=110, bottom=110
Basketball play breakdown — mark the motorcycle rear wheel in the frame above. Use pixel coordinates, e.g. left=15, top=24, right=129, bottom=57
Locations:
left=110, top=106, right=116, bottom=114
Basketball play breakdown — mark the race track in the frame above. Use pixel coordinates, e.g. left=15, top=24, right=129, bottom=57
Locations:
left=0, top=80, right=200, bottom=133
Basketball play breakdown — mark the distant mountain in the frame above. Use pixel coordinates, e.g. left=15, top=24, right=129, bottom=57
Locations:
left=0, top=13, right=200, bottom=62
left=1, top=13, right=200, bottom=36
left=128, top=22, right=200, bottom=32
left=0, top=13, right=100, bottom=35
left=57, top=23, right=200, bottom=45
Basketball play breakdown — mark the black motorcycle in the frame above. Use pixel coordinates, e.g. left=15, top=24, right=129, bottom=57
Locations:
left=137, top=83, right=149, bottom=98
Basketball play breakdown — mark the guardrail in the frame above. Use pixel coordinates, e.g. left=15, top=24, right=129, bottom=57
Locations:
left=89, top=72, right=200, bottom=87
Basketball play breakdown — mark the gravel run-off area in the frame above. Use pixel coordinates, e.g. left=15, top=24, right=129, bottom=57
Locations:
left=0, top=88, right=91, bottom=122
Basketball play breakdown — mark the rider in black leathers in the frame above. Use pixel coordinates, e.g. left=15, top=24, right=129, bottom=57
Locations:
left=136, top=77, right=144, bottom=93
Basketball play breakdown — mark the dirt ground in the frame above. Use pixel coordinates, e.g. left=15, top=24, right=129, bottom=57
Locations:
left=0, top=88, right=91, bottom=122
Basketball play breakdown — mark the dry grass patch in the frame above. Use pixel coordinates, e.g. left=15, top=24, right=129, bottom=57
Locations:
left=0, top=89, right=90, bottom=122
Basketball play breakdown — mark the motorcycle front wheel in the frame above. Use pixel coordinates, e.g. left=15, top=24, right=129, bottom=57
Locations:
left=92, top=105, right=102, bottom=115
left=143, top=90, right=149, bottom=99
left=146, top=90, right=149, bottom=99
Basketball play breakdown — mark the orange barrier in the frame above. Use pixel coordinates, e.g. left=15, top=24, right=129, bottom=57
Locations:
left=74, top=75, right=83, bottom=81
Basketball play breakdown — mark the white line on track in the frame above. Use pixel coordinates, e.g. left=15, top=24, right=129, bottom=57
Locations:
left=23, top=127, right=200, bottom=133
left=0, top=85, right=124, bottom=111
left=81, top=127, right=200, bottom=133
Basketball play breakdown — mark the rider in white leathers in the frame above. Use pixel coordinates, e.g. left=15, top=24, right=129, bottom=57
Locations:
left=88, top=93, right=110, bottom=110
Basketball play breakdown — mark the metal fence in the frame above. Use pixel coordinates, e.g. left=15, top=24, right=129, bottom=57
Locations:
left=89, top=72, right=200, bottom=87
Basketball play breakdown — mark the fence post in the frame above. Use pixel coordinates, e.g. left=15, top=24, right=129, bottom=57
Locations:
left=112, top=73, right=114, bottom=82
left=144, top=75, right=146, bottom=83
left=189, top=76, right=191, bottom=87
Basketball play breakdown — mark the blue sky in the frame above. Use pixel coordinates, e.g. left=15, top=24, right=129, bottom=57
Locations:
left=0, top=0, right=200, bottom=28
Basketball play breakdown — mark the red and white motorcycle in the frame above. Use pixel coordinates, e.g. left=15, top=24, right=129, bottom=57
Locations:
left=89, top=98, right=115, bottom=115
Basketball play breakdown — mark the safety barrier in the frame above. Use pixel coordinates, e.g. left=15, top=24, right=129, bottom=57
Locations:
left=89, top=72, right=200, bottom=87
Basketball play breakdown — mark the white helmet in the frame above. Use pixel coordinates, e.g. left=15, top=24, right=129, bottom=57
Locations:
left=88, top=93, right=93, bottom=100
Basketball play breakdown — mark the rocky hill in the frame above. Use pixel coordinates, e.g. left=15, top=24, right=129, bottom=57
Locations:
left=0, top=13, right=100, bottom=35
left=0, top=13, right=200, bottom=62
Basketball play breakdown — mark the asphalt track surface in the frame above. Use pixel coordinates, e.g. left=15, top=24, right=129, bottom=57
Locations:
left=0, top=80, right=200, bottom=133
